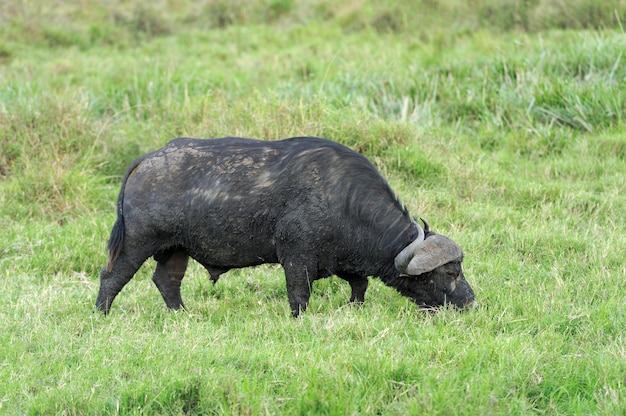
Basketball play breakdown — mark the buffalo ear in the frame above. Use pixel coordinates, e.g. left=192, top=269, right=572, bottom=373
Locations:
left=405, top=235, right=463, bottom=276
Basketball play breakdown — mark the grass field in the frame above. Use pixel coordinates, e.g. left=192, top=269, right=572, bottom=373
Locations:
left=1, top=0, right=625, bottom=414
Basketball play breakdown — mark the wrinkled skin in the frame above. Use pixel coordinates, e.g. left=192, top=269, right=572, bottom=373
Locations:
left=96, top=137, right=475, bottom=317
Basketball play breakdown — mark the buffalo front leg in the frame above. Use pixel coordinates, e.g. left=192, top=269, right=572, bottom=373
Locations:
left=96, top=251, right=145, bottom=315
left=152, top=249, right=189, bottom=310
left=282, top=258, right=315, bottom=318
left=339, top=273, right=368, bottom=304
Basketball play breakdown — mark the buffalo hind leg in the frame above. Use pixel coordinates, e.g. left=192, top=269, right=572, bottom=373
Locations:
left=96, top=251, right=146, bottom=315
left=282, top=258, right=316, bottom=318
left=339, top=273, right=368, bottom=304
left=152, top=249, right=189, bottom=310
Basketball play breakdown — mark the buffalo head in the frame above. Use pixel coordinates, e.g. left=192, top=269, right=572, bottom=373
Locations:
left=393, top=219, right=475, bottom=310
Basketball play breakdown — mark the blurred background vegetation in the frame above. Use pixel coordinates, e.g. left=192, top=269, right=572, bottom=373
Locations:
left=1, top=0, right=625, bottom=50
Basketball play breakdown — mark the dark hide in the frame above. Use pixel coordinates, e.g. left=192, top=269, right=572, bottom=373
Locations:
left=96, top=137, right=475, bottom=317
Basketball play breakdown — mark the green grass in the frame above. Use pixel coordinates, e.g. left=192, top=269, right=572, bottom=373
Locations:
left=1, top=0, right=626, bottom=414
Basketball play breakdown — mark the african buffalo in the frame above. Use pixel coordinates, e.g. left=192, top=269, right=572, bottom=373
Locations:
left=96, top=137, right=475, bottom=316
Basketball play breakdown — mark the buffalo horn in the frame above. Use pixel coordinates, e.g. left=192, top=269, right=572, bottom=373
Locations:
left=395, top=219, right=463, bottom=276
left=404, top=235, right=463, bottom=276
left=394, top=219, right=426, bottom=273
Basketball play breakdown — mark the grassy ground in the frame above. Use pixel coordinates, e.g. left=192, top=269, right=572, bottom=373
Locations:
left=1, top=1, right=625, bottom=414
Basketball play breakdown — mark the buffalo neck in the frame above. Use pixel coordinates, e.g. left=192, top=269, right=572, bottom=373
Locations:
left=369, top=215, right=419, bottom=282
